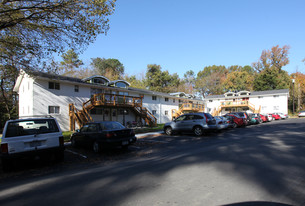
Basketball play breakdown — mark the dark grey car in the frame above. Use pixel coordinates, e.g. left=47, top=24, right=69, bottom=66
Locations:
left=163, top=113, right=217, bottom=136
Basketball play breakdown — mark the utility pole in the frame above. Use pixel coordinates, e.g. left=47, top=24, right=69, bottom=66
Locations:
left=292, top=79, right=295, bottom=114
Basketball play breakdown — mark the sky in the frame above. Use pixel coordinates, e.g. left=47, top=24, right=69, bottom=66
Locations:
left=78, top=0, right=305, bottom=79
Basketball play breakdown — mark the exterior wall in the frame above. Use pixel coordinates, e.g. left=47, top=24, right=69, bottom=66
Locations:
left=206, top=93, right=289, bottom=115
left=32, top=79, right=90, bottom=131
left=142, top=95, right=179, bottom=124
left=18, top=74, right=34, bottom=117
left=16, top=73, right=204, bottom=130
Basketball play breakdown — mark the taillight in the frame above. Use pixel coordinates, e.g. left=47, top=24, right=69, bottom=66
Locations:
left=59, top=136, right=64, bottom=147
left=106, top=132, right=116, bottom=138
left=203, top=114, right=208, bottom=123
left=1, top=143, right=8, bottom=154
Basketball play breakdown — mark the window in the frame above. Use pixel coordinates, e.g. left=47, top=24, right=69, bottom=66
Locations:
left=48, top=106, right=60, bottom=114
left=165, top=110, right=168, bottom=115
left=193, top=115, right=204, bottom=120
left=209, top=100, right=213, bottom=102
left=87, top=124, right=98, bottom=132
left=165, top=98, right=169, bottom=102
left=116, top=82, right=128, bottom=88
left=152, top=110, right=157, bottom=115
left=152, top=96, right=157, bottom=101
left=173, top=99, right=175, bottom=103
left=74, top=85, right=79, bottom=92
left=49, top=82, right=60, bottom=90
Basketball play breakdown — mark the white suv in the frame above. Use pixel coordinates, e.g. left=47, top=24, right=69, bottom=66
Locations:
left=0, top=117, right=65, bottom=171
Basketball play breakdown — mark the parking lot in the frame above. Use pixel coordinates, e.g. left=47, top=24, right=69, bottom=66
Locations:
left=0, top=117, right=301, bottom=181
left=1, top=118, right=305, bottom=205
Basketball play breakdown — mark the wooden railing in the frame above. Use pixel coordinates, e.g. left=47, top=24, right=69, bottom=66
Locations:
left=214, top=100, right=260, bottom=115
left=220, top=100, right=253, bottom=107
left=69, top=93, right=157, bottom=130
left=172, top=103, right=205, bottom=119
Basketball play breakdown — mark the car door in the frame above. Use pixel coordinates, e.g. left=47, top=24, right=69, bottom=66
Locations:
left=172, top=115, right=188, bottom=131
left=83, top=123, right=99, bottom=147
left=181, top=115, right=196, bottom=131
left=77, top=124, right=89, bottom=145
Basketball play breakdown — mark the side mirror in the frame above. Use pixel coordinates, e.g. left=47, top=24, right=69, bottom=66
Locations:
left=76, top=129, right=80, bottom=133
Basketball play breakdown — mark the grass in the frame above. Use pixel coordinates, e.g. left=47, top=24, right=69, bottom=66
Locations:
left=133, top=124, right=164, bottom=134
left=62, top=131, right=73, bottom=142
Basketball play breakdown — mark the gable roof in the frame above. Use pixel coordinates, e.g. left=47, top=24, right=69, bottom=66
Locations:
left=205, top=89, right=289, bottom=100
left=14, top=70, right=203, bottom=101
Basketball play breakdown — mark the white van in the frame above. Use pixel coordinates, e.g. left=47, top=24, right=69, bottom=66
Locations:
left=0, top=117, right=65, bottom=171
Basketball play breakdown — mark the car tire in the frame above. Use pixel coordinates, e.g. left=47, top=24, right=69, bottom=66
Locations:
left=193, top=126, right=204, bottom=136
left=164, top=127, right=173, bottom=136
left=233, top=123, right=237, bottom=128
left=93, top=141, right=101, bottom=153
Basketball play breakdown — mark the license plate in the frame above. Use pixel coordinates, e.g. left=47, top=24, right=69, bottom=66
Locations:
left=122, top=141, right=129, bottom=146
left=30, top=141, right=41, bottom=147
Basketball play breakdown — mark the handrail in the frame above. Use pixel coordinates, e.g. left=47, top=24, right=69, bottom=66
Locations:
left=220, top=100, right=251, bottom=106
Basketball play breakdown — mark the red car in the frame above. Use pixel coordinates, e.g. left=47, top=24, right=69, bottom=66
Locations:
left=259, top=114, right=268, bottom=122
left=224, top=114, right=246, bottom=128
left=269, top=113, right=280, bottom=120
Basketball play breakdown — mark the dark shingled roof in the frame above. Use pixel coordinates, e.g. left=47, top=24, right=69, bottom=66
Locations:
left=29, top=70, right=203, bottom=101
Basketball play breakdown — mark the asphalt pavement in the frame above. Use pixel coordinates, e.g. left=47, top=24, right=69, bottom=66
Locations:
left=0, top=118, right=305, bottom=206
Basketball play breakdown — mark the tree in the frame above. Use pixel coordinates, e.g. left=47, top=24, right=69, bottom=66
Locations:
left=252, top=45, right=290, bottom=91
left=253, top=68, right=290, bottom=91
left=182, top=70, right=196, bottom=94
left=252, top=45, right=290, bottom=72
left=145, top=64, right=181, bottom=93
left=91, top=57, right=124, bottom=80
left=224, top=65, right=255, bottom=91
left=59, top=49, right=83, bottom=76
left=0, top=0, right=116, bottom=70
left=124, top=74, right=146, bottom=89
left=224, top=71, right=254, bottom=92
left=195, top=65, right=228, bottom=97
left=0, top=64, right=18, bottom=131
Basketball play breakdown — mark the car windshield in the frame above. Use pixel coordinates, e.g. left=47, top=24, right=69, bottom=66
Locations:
left=99, top=122, right=125, bottom=130
left=5, top=119, right=59, bottom=137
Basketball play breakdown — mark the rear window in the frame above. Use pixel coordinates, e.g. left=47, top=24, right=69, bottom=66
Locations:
left=99, top=122, right=125, bottom=130
left=5, top=119, right=59, bottom=138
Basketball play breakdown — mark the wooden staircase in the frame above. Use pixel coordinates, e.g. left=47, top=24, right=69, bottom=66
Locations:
left=212, top=106, right=222, bottom=116
left=172, top=103, right=205, bottom=120
left=69, top=93, right=157, bottom=131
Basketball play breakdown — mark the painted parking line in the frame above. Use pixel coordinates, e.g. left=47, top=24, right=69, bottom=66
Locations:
left=139, top=139, right=169, bottom=144
left=65, top=149, right=88, bottom=159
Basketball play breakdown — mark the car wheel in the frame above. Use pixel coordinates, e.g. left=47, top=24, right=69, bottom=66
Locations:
left=93, top=141, right=101, bottom=153
left=193, top=126, right=204, bottom=136
left=233, top=123, right=237, bottom=128
left=164, top=127, right=173, bottom=136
